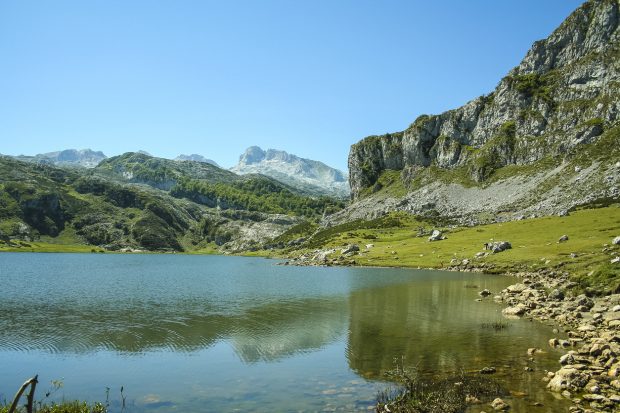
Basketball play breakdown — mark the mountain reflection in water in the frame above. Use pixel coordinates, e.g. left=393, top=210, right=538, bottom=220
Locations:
left=0, top=253, right=570, bottom=412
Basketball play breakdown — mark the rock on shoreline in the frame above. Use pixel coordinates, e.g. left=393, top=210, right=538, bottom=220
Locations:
left=495, top=270, right=620, bottom=412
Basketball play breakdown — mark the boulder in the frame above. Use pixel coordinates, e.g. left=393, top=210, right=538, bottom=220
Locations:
left=428, top=229, right=444, bottom=242
left=548, top=289, right=565, bottom=301
left=613, top=236, right=620, bottom=245
left=490, top=398, right=509, bottom=411
left=479, top=289, right=492, bottom=297
left=340, top=244, right=359, bottom=255
left=490, top=241, right=512, bottom=253
left=506, top=283, right=527, bottom=293
left=558, top=235, right=569, bottom=243
left=502, top=304, right=527, bottom=316
left=547, top=367, right=590, bottom=392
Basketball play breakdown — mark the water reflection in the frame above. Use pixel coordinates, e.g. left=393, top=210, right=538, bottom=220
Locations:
left=0, top=254, right=571, bottom=411
left=0, top=296, right=347, bottom=361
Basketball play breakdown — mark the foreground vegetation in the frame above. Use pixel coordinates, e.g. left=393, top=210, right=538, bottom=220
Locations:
left=0, top=401, right=106, bottom=413
left=376, top=365, right=503, bottom=413
left=0, top=376, right=107, bottom=413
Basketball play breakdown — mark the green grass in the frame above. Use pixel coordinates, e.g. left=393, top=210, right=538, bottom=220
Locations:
left=282, top=205, right=620, bottom=293
left=360, top=169, right=407, bottom=198
left=0, top=401, right=107, bottom=413
left=0, top=239, right=101, bottom=253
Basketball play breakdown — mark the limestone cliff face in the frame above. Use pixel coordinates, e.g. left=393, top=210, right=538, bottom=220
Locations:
left=349, top=0, right=620, bottom=199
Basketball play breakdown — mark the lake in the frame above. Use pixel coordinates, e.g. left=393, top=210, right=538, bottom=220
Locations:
left=0, top=253, right=569, bottom=412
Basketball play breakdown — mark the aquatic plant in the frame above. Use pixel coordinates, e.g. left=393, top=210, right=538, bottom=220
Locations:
left=481, top=320, right=511, bottom=330
left=377, top=365, right=503, bottom=413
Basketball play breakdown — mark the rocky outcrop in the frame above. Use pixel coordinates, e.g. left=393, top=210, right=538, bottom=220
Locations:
left=232, top=146, right=350, bottom=198
left=348, top=0, right=620, bottom=200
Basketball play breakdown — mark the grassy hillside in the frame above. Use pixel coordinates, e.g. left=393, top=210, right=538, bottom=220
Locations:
left=273, top=205, right=620, bottom=295
left=0, top=155, right=344, bottom=253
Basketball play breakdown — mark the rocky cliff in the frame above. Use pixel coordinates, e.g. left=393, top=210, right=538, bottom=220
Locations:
left=232, top=146, right=350, bottom=198
left=344, top=0, right=620, bottom=223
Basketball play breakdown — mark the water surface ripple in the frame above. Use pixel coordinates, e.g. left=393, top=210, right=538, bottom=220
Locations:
left=0, top=253, right=570, bottom=412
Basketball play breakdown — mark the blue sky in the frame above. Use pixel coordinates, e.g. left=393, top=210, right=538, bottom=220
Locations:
left=0, top=0, right=583, bottom=171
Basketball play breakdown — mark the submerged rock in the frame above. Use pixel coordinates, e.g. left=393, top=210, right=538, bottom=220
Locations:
left=490, top=397, right=509, bottom=411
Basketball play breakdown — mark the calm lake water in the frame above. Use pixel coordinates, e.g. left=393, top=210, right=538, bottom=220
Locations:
left=0, top=253, right=570, bottom=412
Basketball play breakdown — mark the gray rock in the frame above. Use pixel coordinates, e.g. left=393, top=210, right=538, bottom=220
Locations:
left=506, top=283, right=527, bottom=293
left=490, top=397, right=509, bottom=411
left=613, top=236, right=620, bottom=245
left=340, top=244, right=360, bottom=255
left=428, top=229, right=444, bottom=242
left=558, top=235, right=569, bottom=243
left=549, top=289, right=565, bottom=301
left=547, top=367, right=590, bottom=392
left=480, top=366, right=496, bottom=374
left=490, top=241, right=512, bottom=253
left=502, top=304, right=527, bottom=316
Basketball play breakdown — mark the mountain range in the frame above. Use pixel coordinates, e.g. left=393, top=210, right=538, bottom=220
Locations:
left=1, top=0, right=619, bottom=254
left=5, top=147, right=347, bottom=198
left=231, top=146, right=349, bottom=198
left=11, top=149, right=107, bottom=168
left=0, top=151, right=343, bottom=252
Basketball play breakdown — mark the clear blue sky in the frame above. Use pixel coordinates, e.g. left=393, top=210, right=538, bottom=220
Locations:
left=0, top=0, right=583, bottom=171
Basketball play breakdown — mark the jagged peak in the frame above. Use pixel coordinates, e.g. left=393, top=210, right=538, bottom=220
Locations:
left=515, top=0, right=619, bottom=75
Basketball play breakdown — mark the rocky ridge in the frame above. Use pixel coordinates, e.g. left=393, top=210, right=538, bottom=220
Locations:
left=342, top=0, right=620, bottom=225
left=175, top=154, right=220, bottom=167
left=231, top=146, right=350, bottom=198
left=0, top=153, right=345, bottom=253
left=12, top=148, right=107, bottom=168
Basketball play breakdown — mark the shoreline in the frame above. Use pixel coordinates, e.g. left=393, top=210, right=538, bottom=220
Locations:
left=280, top=253, right=620, bottom=411
left=3, top=244, right=620, bottom=411
left=491, top=269, right=620, bottom=412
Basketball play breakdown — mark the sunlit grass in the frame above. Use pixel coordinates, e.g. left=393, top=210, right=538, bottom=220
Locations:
left=282, top=205, right=620, bottom=292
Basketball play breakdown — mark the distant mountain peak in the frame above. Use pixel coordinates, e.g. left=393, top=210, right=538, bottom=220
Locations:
left=238, top=146, right=267, bottom=165
left=232, top=146, right=349, bottom=198
left=12, top=148, right=107, bottom=168
left=175, top=154, right=220, bottom=167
